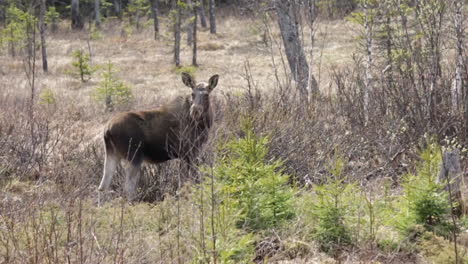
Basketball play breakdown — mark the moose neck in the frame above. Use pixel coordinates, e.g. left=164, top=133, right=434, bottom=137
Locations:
left=194, top=102, right=212, bottom=128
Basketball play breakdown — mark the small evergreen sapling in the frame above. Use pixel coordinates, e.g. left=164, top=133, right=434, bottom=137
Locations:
left=396, top=143, right=453, bottom=238
left=71, top=49, right=95, bottom=82
left=312, top=154, right=355, bottom=253
left=92, top=62, right=132, bottom=111
left=214, top=119, right=295, bottom=231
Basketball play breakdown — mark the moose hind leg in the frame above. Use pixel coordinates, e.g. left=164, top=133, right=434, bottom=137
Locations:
left=99, top=152, right=119, bottom=191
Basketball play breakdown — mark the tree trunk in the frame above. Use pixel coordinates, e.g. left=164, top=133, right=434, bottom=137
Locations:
left=135, top=8, right=141, bottom=31
left=128, top=0, right=141, bottom=31
left=192, top=0, right=198, bottom=66
left=306, top=0, right=319, bottom=99
left=438, top=150, right=464, bottom=213
left=39, top=0, right=48, bottom=72
left=209, top=0, right=216, bottom=34
left=95, top=0, right=101, bottom=27
left=9, top=23, right=15, bottom=56
left=465, top=85, right=468, bottom=140
left=452, top=0, right=463, bottom=113
left=114, top=0, right=122, bottom=19
left=275, top=0, right=309, bottom=97
left=198, top=0, right=207, bottom=28
left=71, top=0, right=83, bottom=30
left=26, top=12, right=34, bottom=59
left=437, top=149, right=462, bottom=263
left=363, top=2, right=373, bottom=125
left=187, top=0, right=193, bottom=46
left=415, top=1, right=445, bottom=126
left=0, top=1, right=5, bottom=28
left=174, top=0, right=181, bottom=67
left=149, top=0, right=160, bottom=40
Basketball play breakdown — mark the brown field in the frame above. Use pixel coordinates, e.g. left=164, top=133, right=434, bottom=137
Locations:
left=0, top=7, right=467, bottom=264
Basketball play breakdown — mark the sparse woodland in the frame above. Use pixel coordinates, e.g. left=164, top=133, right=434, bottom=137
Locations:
left=2, top=0, right=468, bottom=263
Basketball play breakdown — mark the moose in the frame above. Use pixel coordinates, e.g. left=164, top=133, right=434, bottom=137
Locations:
left=98, top=73, right=219, bottom=201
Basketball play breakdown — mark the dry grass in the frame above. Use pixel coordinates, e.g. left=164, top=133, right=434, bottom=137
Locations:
left=0, top=15, right=357, bottom=142
left=1, top=10, right=464, bottom=263
left=1, top=15, right=359, bottom=263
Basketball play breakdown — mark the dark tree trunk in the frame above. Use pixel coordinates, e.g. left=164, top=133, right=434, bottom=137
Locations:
left=192, top=0, right=198, bottom=66
left=135, top=7, right=141, bottom=31
left=149, top=0, right=160, bottom=40
left=198, top=0, right=207, bottom=28
left=71, top=0, right=83, bottom=30
left=114, top=0, right=122, bottom=19
left=9, top=23, right=15, bottom=56
left=26, top=12, right=34, bottom=59
left=0, top=0, right=6, bottom=28
left=174, top=0, right=181, bottom=66
left=209, top=0, right=216, bottom=34
left=275, top=0, right=309, bottom=96
left=39, top=0, right=48, bottom=72
left=128, top=0, right=141, bottom=31
left=95, top=0, right=101, bottom=27
left=187, top=0, right=193, bottom=46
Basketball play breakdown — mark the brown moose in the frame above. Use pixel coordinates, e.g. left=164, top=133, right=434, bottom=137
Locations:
left=98, top=73, right=219, bottom=201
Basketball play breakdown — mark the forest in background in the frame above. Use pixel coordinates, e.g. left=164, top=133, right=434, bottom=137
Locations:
left=1, top=0, right=468, bottom=263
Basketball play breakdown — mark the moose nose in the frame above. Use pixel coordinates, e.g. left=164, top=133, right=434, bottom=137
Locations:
left=190, top=105, right=203, bottom=120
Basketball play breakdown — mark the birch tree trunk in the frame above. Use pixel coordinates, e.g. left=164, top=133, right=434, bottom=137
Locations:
left=383, top=0, right=393, bottom=87
left=275, top=0, right=309, bottom=97
left=438, top=149, right=466, bottom=220
left=39, top=0, right=48, bottom=72
left=209, top=0, right=216, bottom=34
left=71, top=0, right=83, bottom=30
left=452, top=0, right=464, bottom=113
left=363, top=2, right=373, bottom=125
left=149, top=0, right=160, bottom=40
left=174, top=0, right=181, bottom=66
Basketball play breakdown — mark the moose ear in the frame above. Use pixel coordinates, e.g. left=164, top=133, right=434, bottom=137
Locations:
left=208, top=74, right=219, bottom=91
left=182, top=72, right=195, bottom=88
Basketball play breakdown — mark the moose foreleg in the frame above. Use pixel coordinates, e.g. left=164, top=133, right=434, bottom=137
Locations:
left=125, top=163, right=141, bottom=201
